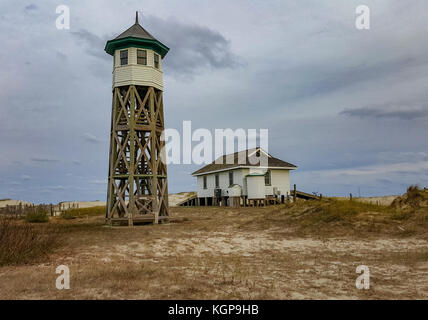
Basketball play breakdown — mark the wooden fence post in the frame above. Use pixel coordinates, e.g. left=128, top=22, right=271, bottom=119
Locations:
left=293, top=184, right=297, bottom=203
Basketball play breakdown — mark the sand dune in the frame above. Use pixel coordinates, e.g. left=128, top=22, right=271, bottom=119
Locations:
left=59, top=201, right=106, bottom=209
left=0, top=199, right=33, bottom=208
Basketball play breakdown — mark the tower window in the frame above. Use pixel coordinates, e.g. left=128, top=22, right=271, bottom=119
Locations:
left=154, top=53, right=159, bottom=69
left=137, top=49, right=147, bottom=65
left=229, top=171, right=234, bottom=186
left=120, top=50, right=128, bottom=65
left=215, top=174, right=219, bottom=188
left=203, top=176, right=207, bottom=189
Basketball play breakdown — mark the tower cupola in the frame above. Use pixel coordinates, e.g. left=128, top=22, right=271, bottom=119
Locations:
left=105, top=12, right=169, bottom=90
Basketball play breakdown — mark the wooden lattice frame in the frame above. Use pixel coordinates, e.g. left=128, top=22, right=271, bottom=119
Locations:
left=106, top=85, right=169, bottom=225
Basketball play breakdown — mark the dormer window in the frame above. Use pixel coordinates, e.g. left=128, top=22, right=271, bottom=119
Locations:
left=154, top=53, right=159, bottom=69
left=137, top=49, right=147, bottom=65
left=120, top=50, right=128, bottom=65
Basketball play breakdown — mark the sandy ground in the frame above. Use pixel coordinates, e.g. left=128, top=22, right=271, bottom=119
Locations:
left=0, top=205, right=427, bottom=299
left=168, top=192, right=196, bottom=207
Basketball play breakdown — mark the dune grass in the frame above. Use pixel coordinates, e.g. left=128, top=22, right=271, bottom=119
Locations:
left=61, top=206, right=106, bottom=219
left=0, top=218, right=59, bottom=266
left=302, top=198, right=393, bottom=224
left=25, top=208, right=49, bottom=223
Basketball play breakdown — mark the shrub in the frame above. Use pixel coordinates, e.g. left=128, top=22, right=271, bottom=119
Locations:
left=60, top=211, right=77, bottom=220
left=0, top=218, right=59, bottom=266
left=25, top=207, right=49, bottom=223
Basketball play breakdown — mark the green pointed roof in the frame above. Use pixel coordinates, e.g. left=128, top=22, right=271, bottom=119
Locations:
left=105, top=12, right=169, bottom=58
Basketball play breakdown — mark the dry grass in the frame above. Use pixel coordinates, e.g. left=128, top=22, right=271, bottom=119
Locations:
left=25, top=209, right=49, bottom=223
left=60, top=206, right=106, bottom=219
left=0, top=218, right=59, bottom=266
left=0, top=199, right=427, bottom=299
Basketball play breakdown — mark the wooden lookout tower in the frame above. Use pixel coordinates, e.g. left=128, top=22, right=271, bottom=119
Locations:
left=105, top=12, right=170, bottom=225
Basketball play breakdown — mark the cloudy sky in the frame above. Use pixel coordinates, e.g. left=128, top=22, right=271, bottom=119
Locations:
left=0, top=0, right=427, bottom=203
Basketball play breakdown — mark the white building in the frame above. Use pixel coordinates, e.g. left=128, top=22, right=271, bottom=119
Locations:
left=191, top=148, right=297, bottom=205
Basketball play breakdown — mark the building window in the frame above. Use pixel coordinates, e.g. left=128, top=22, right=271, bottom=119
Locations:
left=264, top=170, right=271, bottom=186
left=154, top=53, right=159, bottom=69
left=215, top=174, right=219, bottom=188
left=229, top=171, right=234, bottom=186
left=120, top=50, right=128, bottom=65
left=203, top=176, right=207, bottom=189
left=137, top=49, right=147, bottom=65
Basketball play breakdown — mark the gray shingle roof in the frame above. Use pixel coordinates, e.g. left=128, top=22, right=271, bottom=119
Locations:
left=114, top=12, right=157, bottom=41
left=191, top=148, right=297, bottom=175
left=105, top=12, right=169, bottom=57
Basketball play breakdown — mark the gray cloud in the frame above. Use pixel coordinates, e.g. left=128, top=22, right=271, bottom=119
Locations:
left=72, top=16, right=241, bottom=77
left=376, top=151, right=428, bottom=164
left=144, top=15, right=241, bottom=76
left=89, top=179, right=107, bottom=185
left=71, top=29, right=111, bottom=61
left=340, top=103, right=428, bottom=120
left=264, top=55, right=428, bottom=105
left=24, top=4, right=37, bottom=11
left=83, top=133, right=103, bottom=144
left=30, top=158, right=60, bottom=163
left=56, top=51, right=67, bottom=61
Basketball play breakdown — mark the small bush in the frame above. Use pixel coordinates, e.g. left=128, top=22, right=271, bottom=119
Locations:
left=60, top=211, right=77, bottom=220
left=0, top=218, right=59, bottom=266
left=25, top=207, right=49, bottom=223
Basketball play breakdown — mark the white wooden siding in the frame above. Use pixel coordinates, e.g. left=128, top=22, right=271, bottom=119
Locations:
left=197, top=171, right=230, bottom=197
left=267, top=169, right=290, bottom=196
left=247, top=175, right=265, bottom=199
left=196, top=168, right=291, bottom=198
left=113, top=47, right=163, bottom=90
